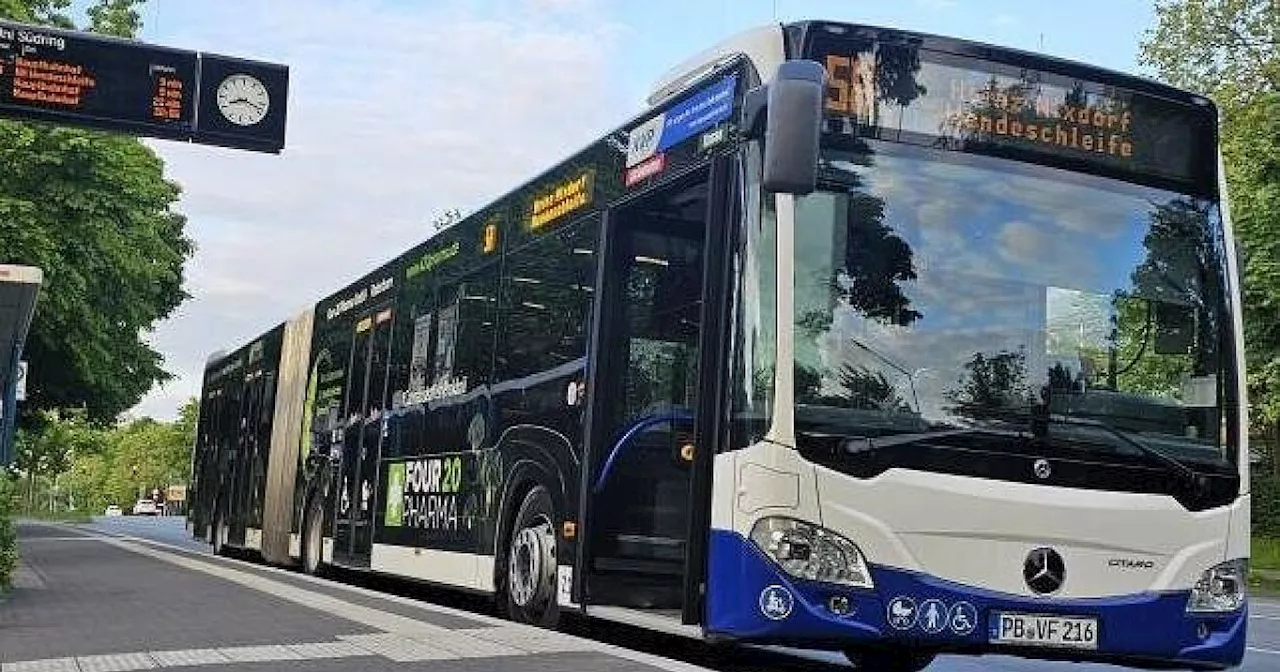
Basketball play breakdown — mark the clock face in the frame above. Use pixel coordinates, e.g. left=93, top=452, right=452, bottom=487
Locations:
left=215, top=74, right=270, bottom=126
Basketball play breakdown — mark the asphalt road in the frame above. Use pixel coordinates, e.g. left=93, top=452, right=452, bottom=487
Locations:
left=81, top=515, right=1280, bottom=672
left=3, top=520, right=704, bottom=672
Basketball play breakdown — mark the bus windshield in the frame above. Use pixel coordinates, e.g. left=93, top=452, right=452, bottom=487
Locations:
left=790, top=141, right=1237, bottom=473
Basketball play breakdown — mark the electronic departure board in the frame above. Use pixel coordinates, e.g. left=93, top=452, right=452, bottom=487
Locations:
left=803, top=26, right=1217, bottom=194
left=0, top=19, right=287, bottom=153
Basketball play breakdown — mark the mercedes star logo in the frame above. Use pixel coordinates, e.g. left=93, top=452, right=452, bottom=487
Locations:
left=1024, top=547, right=1066, bottom=594
left=1033, top=458, right=1052, bottom=480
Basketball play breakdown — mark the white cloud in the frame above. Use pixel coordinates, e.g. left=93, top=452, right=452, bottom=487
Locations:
left=130, top=0, right=629, bottom=419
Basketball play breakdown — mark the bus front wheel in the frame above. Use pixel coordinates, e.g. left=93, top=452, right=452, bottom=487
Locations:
left=504, top=485, right=559, bottom=628
left=844, top=647, right=936, bottom=672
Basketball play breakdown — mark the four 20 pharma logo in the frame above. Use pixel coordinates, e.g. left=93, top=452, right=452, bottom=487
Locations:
left=385, top=463, right=406, bottom=527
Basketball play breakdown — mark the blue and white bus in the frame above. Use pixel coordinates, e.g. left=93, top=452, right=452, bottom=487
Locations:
left=189, top=20, right=1250, bottom=671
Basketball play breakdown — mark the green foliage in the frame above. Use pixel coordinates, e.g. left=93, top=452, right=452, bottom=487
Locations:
left=1140, top=0, right=1278, bottom=114
left=13, top=398, right=196, bottom=515
left=0, top=0, right=192, bottom=426
left=1141, top=1, right=1280, bottom=477
left=1113, top=298, right=1194, bottom=399
left=0, top=475, right=17, bottom=591
left=943, top=349, right=1032, bottom=421
left=1252, top=534, right=1280, bottom=571
left=1231, top=96, right=1280, bottom=446
left=1253, top=475, right=1280, bottom=538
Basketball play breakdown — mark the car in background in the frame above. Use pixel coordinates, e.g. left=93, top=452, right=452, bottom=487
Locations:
left=132, top=499, right=158, bottom=516
left=104, top=505, right=123, bottom=517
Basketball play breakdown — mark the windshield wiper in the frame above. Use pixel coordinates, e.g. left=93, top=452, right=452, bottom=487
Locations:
left=839, top=427, right=1027, bottom=454
left=1046, top=415, right=1209, bottom=496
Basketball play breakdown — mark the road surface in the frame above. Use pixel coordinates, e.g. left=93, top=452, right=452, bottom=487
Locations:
left=6, top=515, right=1275, bottom=672
left=1, top=519, right=705, bottom=672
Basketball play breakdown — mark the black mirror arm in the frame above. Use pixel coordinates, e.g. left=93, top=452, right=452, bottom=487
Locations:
left=741, top=85, right=768, bottom=141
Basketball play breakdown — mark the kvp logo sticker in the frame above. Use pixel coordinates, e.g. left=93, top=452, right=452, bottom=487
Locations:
left=759, top=585, right=794, bottom=620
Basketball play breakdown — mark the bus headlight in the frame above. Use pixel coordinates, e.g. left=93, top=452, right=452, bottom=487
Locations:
left=749, top=517, right=873, bottom=589
left=1186, top=559, right=1247, bottom=613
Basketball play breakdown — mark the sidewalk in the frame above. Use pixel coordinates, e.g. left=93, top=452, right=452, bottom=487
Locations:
left=0, top=521, right=705, bottom=672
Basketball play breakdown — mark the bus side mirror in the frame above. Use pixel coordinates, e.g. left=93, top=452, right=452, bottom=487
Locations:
left=754, top=59, right=826, bottom=195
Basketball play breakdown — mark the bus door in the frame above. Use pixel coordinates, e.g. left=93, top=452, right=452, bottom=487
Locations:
left=333, top=305, right=394, bottom=567
left=579, top=156, right=735, bottom=625
left=195, top=389, right=223, bottom=543
left=229, top=368, right=264, bottom=547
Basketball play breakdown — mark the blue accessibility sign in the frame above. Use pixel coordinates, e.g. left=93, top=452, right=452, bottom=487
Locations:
left=949, top=601, right=978, bottom=636
left=625, top=74, right=738, bottom=167
left=886, top=596, right=917, bottom=630
left=919, top=599, right=948, bottom=634
left=759, top=584, right=794, bottom=621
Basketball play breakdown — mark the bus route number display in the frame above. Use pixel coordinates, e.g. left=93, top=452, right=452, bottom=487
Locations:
left=0, top=20, right=197, bottom=137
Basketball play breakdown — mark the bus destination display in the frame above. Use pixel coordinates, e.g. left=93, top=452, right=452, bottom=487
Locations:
left=0, top=20, right=197, bottom=137
left=809, top=36, right=1215, bottom=192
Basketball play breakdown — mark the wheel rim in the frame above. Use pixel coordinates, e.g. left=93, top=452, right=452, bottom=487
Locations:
left=508, top=516, right=554, bottom=608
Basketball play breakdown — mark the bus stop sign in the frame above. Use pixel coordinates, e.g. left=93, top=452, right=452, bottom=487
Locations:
left=1, top=265, right=42, bottom=466
left=0, top=19, right=288, bottom=153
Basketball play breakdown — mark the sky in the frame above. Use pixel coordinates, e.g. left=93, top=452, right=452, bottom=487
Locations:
left=120, top=0, right=1161, bottom=420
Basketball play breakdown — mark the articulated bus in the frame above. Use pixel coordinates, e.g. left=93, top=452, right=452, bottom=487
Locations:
left=189, top=20, right=1249, bottom=671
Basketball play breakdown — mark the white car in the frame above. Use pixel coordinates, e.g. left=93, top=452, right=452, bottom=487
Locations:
left=104, top=505, right=123, bottom=517
left=132, top=499, right=158, bottom=516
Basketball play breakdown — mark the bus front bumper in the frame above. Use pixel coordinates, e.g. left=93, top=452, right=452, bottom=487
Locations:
left=704, top=530, right=1248, bottom=670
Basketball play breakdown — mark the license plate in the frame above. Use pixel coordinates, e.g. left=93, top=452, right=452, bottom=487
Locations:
left=989, top=612, right=1099, bottom=649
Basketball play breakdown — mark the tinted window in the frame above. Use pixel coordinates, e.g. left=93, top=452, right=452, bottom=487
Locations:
left=450, top=264, right=498, bottom=388
left=793, top=141, right=1234, bottom=467
left=496, top=219, right=598, bottom=380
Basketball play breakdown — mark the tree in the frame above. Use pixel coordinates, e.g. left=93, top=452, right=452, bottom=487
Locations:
left=796, top=161, right=923, bottom=335
left=795, top=362, right=914, bottom=412
left=0, top=474, right=16, bottom=589
left=0, top=0, right=193, bottom=426
left=13, top=408, right=107, bottom=511
left=841, top=192, right=922, bottom=327
left=1140, top=1, right=1280, bottom=472
left=943, top=349, right=1034, bottom=422
left=1139, top=0, right=1278, bottom=114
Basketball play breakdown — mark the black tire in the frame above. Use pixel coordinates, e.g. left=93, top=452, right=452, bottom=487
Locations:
left=503, top=485, right=560, bottom=628
left=844, top=647, right=936, bottom=672
left=211, top=511, right=226, bottom=556
left=301, top=496, right=327, bottom=576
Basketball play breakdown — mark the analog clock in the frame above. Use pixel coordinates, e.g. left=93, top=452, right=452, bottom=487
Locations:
left=215, top=74, right=270, bottom=126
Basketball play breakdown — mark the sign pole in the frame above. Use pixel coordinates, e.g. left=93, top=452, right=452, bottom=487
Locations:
left=1, top=360, right=17, bottom=469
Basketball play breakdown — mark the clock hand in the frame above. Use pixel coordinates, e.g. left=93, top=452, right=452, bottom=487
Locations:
left=229, top=97, right=265, bottom=112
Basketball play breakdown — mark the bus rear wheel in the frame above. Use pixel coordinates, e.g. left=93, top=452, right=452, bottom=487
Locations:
left=504, top=485, right=559, bottom=628
left=844, top=647, right=936, bottom=672
left=302, top=497, right=326, bottom=576
left=212, top=511, right=226, bottom=556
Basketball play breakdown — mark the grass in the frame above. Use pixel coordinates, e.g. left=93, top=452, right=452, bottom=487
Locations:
left=1254, top=536, right=1280, bottom=572
left=1250, top=536, right=1280, bottom=597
